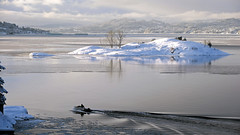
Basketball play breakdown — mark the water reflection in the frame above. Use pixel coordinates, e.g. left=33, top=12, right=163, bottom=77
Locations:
left=73, top=55, right=226, bottom=65
left=72, top=55, right=123, bottom=78
left=4, top=54, right=240, bottom=75
left=109, top=59, right=122, bottom=78
left=72, top=110, right=91, bottom=117
left=72, top=55, right=240, bottom=75
left=120, top=55, right=225, bottom=65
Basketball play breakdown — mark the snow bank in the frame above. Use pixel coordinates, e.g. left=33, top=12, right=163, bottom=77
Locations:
left=0, top=112, right=15, bottom=130
left=29, top=52, right=54, bottom=58
left=4, top=106, right=34, bottom=120
left=68, top=38, right=229, bottom=56
left=0, top=106, right=33, bottom=130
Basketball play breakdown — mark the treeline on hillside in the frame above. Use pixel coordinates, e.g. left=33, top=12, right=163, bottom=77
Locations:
left=0, top=21, right=49, bottom=35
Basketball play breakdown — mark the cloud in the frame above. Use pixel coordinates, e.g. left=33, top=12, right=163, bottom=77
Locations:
left=42, top=0, right=63, bottom=6
left=0, top=9, right=118, bottom=26
left=0, top=0, right=11, bottom=5
left=10, top=0, right=41, bottom=11
left=86, top=0, right=240, bottom=15
left=1, top=0, right=63, bottom=12
left=0, top=0, right=240, bottom=26
left=120, top=12, right=148, bottom=19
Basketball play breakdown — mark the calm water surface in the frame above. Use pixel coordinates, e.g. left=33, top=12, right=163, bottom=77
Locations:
left=1, top=35, right=240, bottom=119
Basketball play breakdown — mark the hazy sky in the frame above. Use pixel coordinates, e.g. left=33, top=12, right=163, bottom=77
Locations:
left=0, top=0, right=240, bottom=26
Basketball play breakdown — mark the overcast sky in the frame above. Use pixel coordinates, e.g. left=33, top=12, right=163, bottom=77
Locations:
left=0, top=0, right=240, bottom=27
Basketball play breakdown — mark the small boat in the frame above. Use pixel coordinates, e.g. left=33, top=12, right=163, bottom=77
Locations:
left=73, top=104, right=92, bottom=113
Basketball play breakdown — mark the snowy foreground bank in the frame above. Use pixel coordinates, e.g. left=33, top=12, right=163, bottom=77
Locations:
left=0, top=106, right=33, bottom=131
left=68, top=38, right=229, bottom=56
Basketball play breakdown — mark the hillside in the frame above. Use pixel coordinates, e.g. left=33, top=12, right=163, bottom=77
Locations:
left=2, top=18, right=240, bottom=34
left=51, top=18, right=240, bottom=34
left=0, top=21, right=49, bottom=35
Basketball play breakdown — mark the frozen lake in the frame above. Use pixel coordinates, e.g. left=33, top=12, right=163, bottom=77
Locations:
left=0, top=34, right=240, bottom=134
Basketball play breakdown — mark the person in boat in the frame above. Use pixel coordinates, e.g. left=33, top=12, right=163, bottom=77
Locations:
left=75, top=104, right=92, bottom=112
left=75, top=104, right=85, bottom=110
left=207, top=41, right=212, bottom=48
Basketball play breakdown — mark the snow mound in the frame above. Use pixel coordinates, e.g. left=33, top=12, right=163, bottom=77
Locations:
left=29, top=52, right=54, bottom=58
left=0, top=112, right=15, bottom=130
left=0, top=106, right=33, bottom=130
left=4, top=106, right=34, bottom=120
left=69, top=38, right=229, bottom=56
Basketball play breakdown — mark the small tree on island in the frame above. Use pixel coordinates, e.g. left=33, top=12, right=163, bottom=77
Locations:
left=116, top=30, right=125, bottom=48
left=106, top=30, right=116, bottom=48
left=106, top=30, right=125, bottom=48
left=0, top=62, right=7, bottom=114
left=204, top=40, right=212, bottom=48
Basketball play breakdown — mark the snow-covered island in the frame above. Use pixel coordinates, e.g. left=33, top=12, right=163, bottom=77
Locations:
left=68, top=38, right=229, bottom=56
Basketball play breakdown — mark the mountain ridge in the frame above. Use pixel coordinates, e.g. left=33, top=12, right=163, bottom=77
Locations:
left=1, top=18, right=240, bottom=34
left=50, top=18, right=240, bottom=34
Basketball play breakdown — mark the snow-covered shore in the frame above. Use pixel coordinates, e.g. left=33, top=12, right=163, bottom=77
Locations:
left=68, top=38, right=229, bottom=56
left=0, top=106, right=33, bottom=131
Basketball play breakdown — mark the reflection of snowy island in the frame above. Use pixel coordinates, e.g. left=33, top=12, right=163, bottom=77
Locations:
left=68, top=38, right=229, bottom=56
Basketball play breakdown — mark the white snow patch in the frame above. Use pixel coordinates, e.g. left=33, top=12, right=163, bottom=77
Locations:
left=0, top=106, right=33, bottom=130
left=68, top=38, right=229, bottom=56
left=0, top=112, right=15, bottom=130
left=29, top=52, right=54, bottom=58
left=4, top=106, right=34, bottom=120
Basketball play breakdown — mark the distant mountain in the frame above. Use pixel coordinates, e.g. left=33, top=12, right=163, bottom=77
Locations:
left=51, top=18, right=240, bottom=34
left=5, top=18, right=239, bottom=34
left=54, top=18, right=169, bottom=33
left=177, top=18, right=240, bottom=34
left=84, top=18, right=168, bottom=33
left=0, top=21, right=49, bottom=35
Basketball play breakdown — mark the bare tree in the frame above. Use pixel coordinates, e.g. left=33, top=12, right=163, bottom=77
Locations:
left=106, top=30, right=116, bottom=48
left=204, top=40, right=207, bottom=45
left=116, top=30, right=125, bottom=48
left=106, top=30, right=125, bottom=48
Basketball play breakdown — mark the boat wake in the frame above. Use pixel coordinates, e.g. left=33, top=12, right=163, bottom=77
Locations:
left=72, top=107, right=240, bottom=134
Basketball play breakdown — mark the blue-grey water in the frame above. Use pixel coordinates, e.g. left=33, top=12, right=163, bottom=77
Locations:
left=1, top=34, right=240, bottom=134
